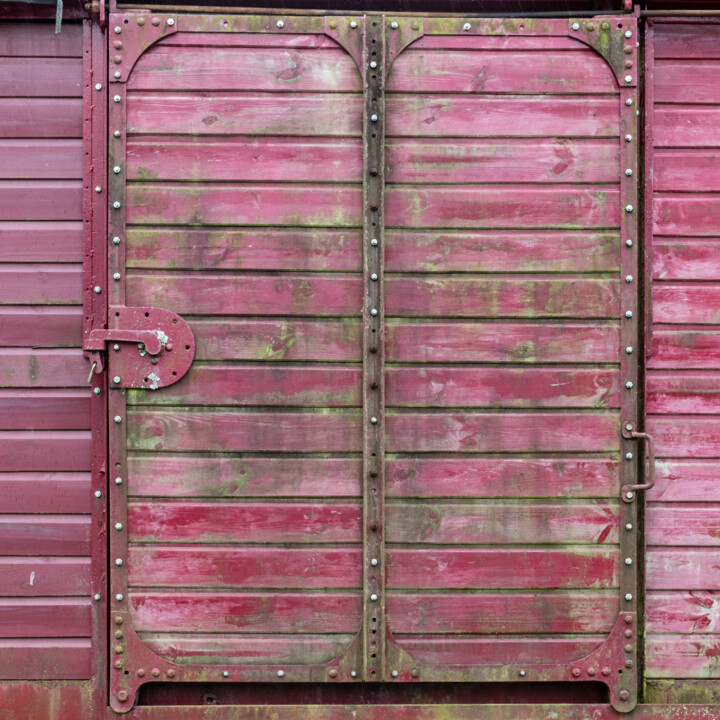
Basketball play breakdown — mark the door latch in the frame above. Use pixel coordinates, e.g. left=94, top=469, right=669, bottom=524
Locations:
left=621, top=424, right=656, bottom=503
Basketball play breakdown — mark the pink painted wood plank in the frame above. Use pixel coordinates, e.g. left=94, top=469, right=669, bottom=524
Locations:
left=387, top=592, right=617, bottom=634
left=653, top=240, right=720, bottom=280
left=655, top=61, right=720, bottom=104
left=128, top=501, right=361, bottom=544
left=126, top=183, right=361, bottom=227
left=386, top=321, right=619, bottom=363
left=0, top=390, right=90, bottom=429
left=648, top=372, right=720, bottom=414
left=385, top=96, right=619, bottom=138
left=385, top=186, right=620, bottom=229
left=385, top=277, right=619, bottom=318
left=0, top=598, right=90, bottom=637
left=655, top=107, right=720, bottom=148
left=385, top=231, right=619, bottom=272
left=128, top=455, right=361, bottom=498
left=654, top=197, right=720, bottom=237
left=131, top=46, right=361, bottom=92
left=127, top=138, right=362, bottom=183
left=126, top=229, right=362, bottom=271
left=647, top=506, right=720, bottom=547
left=0, top=182, right=81, bottom=221
left=0, top=266, right=82, bottom=305
left=0, top=307, right=82, bottom=347
left=0, top=99, right=81, bottom=138
left=0, top=349, right=88, bottom=388
left=388, top=49, right=616, bottom=95
left=386, top=457, right=619, bottom=499
left=386, top=367, right=619, bottom=409
left=653, top=285, right=720, bottom=325
left=387, top=412, right=619, bottom=453
left=645, top=635, right=720, bottom=679
left=386, top=502, right=619, bottom=544
left=0, top=557, right=90, bottom=596
left=140, top=633, right=354, bottom=666
left=646, top=591, right=720, bottom=634
left=129, top=546, right=361, bottom=588
left=387, top=548, right=618, bottom=589
left=650, top=329, right=720, bottom=369
left=647, top=549, right=720, bottom=590
left=0, top=473, right=90, bottom=513
left=0, top=431, right=90, bottom=471
left=0, top=515, right=90, bottom=556
left=653, top=24, right=720, bottom=59
left=654, top=151, right=720, bottom=193
left=647, top=418, right=720, bottom=458
left=0, top=21, right=82, bottom=56
left=127, top=93, right=362, bottom=137
left=0, top=140, right=82, bottom=179
left=0, top=58, right=81, bottom=98
left=127, top=274, right=363, bottom=317
left=129, top=365, right=362, bottom=407
left=0, top=639, right=90, bottom=680
left=191, top=319, right=361, bottom=362
left=0, top=222, right=83, bottom=262
left=649, top=461, right=720, bottom=503
left=127, top=409, right=362, bottom=453
left=129, top=592, right=361, bottom=633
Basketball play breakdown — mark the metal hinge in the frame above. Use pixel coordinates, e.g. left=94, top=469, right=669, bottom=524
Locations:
left=84, top=0, right=106, bottom=29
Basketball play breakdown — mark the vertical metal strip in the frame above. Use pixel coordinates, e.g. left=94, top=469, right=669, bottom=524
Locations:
left=362, top=13, right=386, bottom=683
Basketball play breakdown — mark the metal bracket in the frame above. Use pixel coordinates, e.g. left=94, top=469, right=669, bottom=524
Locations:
left=323, top=16, right=363, bottom=73
left=384, top=17, right=424, bottom=76
left=622, top=423, right=656, bottom=502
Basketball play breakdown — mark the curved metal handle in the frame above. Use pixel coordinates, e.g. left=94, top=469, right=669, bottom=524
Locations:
left=621, top=431, right=655, bottom=503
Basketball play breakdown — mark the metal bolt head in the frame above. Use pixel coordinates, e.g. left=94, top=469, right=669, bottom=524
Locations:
left=95, top=83, right=102, bottom=91
left=113, top=344, right=120, bottom=351
left=626, top=239, right=633, bottom=247
left=625, top=593, right=633, bottom=601
left=114, top=26, right=121, bottom=33
left=572, top=667, right=581, bottom=677
left=113, top=165, right=122, bottom=174
left=625, top=205, right=634, bottom=213
left=370, top=593, right=378, bottom=601
left=113, top=95, right=121, bottom=103
left=370, top=417, right=378, bottom=424
left=114, top=130, right=121, bottom=138
left=626, top=423, right=633, bottom=431
left=587, top=667, right=596, bottom=676
left=625, top=310, right=633, bottom=318
left=223, top=671, right=230, bottom=678
left=463, top=22, right=471, bottom=31
left=113, top=236, right=121, bottom=244
left=625, top=75, right=633, bottom=83
left=94, top=593, right=101, bottom=601
left=350, top=670, right=357, bottom=678
left=391, top=670, right=399, bottom=677
left=519, top=670, right=526, bottom=677
left=115, top=71, right=121, bottom=79
left=113, top=201, right=121, bottom=209
left=625, top=557, right=633, bottom=565
left=115, top=593, right=123, bottom=601
left=115, top=522, right=123, bottom=530
left=625, top=30, right=632, bottom=38
left=117, top=690, right=128, bottom=702
left=626, top=523, right=633, bottom=531
left=95, top=186, right=102, bottom=193
left=626, top=491, right=634, bottom=500
left=276, top=20, right=284, bottom=28
left=115, top=477, right=123, bottom=485
left=370, top=114, right=378, bottom=123
left=625, top=275, right=633, bottom=283
left=625, top=168, right=633, bottom=176
left=113, top=376, right=121, bottom=383
left=370, top=308, right=378, bottom=316
left=625, top=134, right=632, bottom=142
left=371, top=238, right=378, bottom=246
left=370, top=558, right=378, bottom=566
left=391, top=21, right=398, bottom=29
left=115, top=558, right=123, bottom=566
left=350, top=21, right=358, bottom=29
left=626, top=98, right=633, bottom=106
left=277, top=670, right=285, bottom=677
left=93, top=387, right=101, bottom=395
left=626, top=381, right=634, bottom=389
left=625, top=452, right=633, bottom=460
left=370, top=61, right=377, bottom=69
left=572, top=22, right=580, bottom=30
left=114, top=415, right=122, bottom=423
left=626, top=346, right=633, bottom=354
left=94, top=490, right=102, bottom=498
left=167, top=18, right=174, bottom=25
left=370, top=273, right=378, bottom=281
left=94, top=285, right=102, bottom=294
left=114, top=273, right=121, bottom=281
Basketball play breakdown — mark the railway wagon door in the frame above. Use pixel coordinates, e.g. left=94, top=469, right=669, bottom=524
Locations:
left=97, top=11, right=643, bottom=713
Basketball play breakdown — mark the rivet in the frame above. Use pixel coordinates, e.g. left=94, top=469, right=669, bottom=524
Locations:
left=115, top=558, right=123, bottom=566
left=276, top=20, right=284, bottom=28
left=625, top=659, right=634, bottom=668
left=587, top=667, right=596, bottom=676
left=371, top=417, right=378, bottom=424
left=137, top=668, right=145, bottom=677
left=625, top=134, right=632, bottom=142
left=329, top=669, right=338, bottom=678
left=626, top=523, right=633, bottom=530
left=625, top=169, right=633, bottom=176
left=602, top=667, right=611, bottom=676
left=114, top=26, right=121, bottom=34
left=113, top=95, right=121, bottom=103
left=625, top=615, right=634, bottom=624
left=328, top=20, right=337, bottom=29
left=625, top=593, right=633, bottom=601
left=114, top=415, right=122, bottom=423
left=114, top=273, right=121, bottom=281
left=113, top=344, right=120, bottom=351
left=94, top=593, right=101, bottom=601
left=411, top=668, right=420, bottom=678
left=391, top=21, right=398, bottom=29
left=370, top=309, right=378, bottom=316
left=113, top=165, right=122, bottom=174
left=115, top=616, right=123, bottom=625
left=625, top=452, right=633, bottom=460
left=113, top=201, right=121, bottom=209
left=115, top=522, right=123, bottom=530
left=626, top=346, right=633, bottom=354
left=626, top=98, right=633, bottom=106
left=116, top=632, right=123, bottom=642
left=114, top=130, right=121, bottom=138
left=586, top=23, right=595, bottom=31
left=117, top=690, right=128, bottom=702
left=625, top=557, right=633, bottom=565
left=371, top=238, right=379, bottom=246
left=519, top=670, right=526, bottom=677
left=625, top=75, right=633, bottom=83
left=115, top=71, right=121, bottom=79
left=371, top=558, right=378, bottom=566
left=572, top=668, right=581, bottom=677
left=391, top=670, right=399, bottom=678
left=626, top=60, right=633, bottom=69
left=625, top=628, right=632, bottom=638
left=94, top=286, right=102, bottom=294
left=601, top=21, right=610, bottom=30
left=370, top=114, right=378, bottom=123
left=370, top=61, right=377, bottom=69
left=625, top=205, right=634, bottom=213
left=463, top=22, right=471, bottom=31
left=625, top=423, right=633, bottom=431
left=625, top=310, right=633, bottom=318
left=625, top=274, right=633, bottom=283
left=115, top=593, right=123, bottom=601
left=113, top=41, right=122, bottom=50
left=277, top=670, right=285, bottom=677
left=94, top=387, right=101, bottom=395
left=223, top=671, right=230, bottom=678
left=351, top=670, right=357, bottom=678
left=152, top=668, right=160, bottom=677
left=115, top=645, right=123, bottom=654
left=371, top=273, right=378, bottom=281
left=167, top=18, right=174, bottom=26
left=625, top=30, right=632, bottom=38
left=370, top=593, right=378, bottom=601
left=626, top=491, right=634, bottom=500
left=95, top=186, right=102, bottom=193
left=350, top=21, right=358, bottom=29
left=572, top=22, right=580, bottom=30
left=95, top=83, right=103, bottom=91
left=626, top=381, right=633, bottom=389
left=625, top=643, right=633, bottom=652
left=626, top=239, right=633, bottom=247
left=115, top=477, right=123, bottom=485
left=152, top=17, right=160, bottom=26
left=167, top=669, right=175, bottom=677
left=113, top=236, right=121, bottom=244
left=113, top=376, right=121, bottom=383
left=114, top=660, right=123, bottom=669
left=94, top=490, right=102, bottom=498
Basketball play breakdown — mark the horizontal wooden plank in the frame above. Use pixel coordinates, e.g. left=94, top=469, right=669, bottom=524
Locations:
left=385, top=186, right=620, bottom=229
left=645, top=635, right=720, bottom=679
left=0, top=265, right=82, bottom=305
left=654, top=197, right=720, bottom=237
left=0, top=349, right=88, bottom=387
left=647, top=549, right=720, bottom=590
left=128, top=455, right=361, bottom=498
left=386, top=321, right=619, bottom=363
left=649, top=461, right=720, bottom=503
left=0, top=515, right=90, bottom=556
left=648, top=418, right=720, bottom=458
left=0, top=639, right=90, bottom=680
left=387, top=592, right=617, bottom=634
left=0, top=390, right=89, bottom=429
left=130, top=592, right=361, bottom=633
left=0, top=58, right=81, bottom=98
left=126, top=228, right=362, bottom=272
left=389, top=48, right=616, bottom=95
left=131, top=46, right=361, bottom=92
left=0, top=430, right=90, bottom=471
left=386, top=457, right=619, bottom=499
left=653, top=24, right=720, bottom=60
left=653, top=285, right=720, bottom=325
left=160, top=32, right=343, bottom=50
left=650, top=329, right=720, bottom=370
left=410, top=36, right=585, bottom=52
left=128, top=365, right=362, bottom=407
left=127, top=138, right=362, bottom=183
left=654, top=151, right=720, bottom=193
left=655, top=61, right=720, bottom=104
left=653, top=240, right=720, bottom=280
left=385, top=96, right=619, bottom=138
left=386, top=367, right=619, bottom=409
left=191, top=319, right=361, bottom=362
left=385, top=277, right=620, bottom=319
left=129, top=546, right=361, bottom=588
left=655, top=107, right=720, bottom=148
left=386, top=502, right=619, bottom=544
left=0, top=222, right=83, bottom=262
left=387, top=548, right=618, bottom=589
left=0, top=181, right=81, bottom=221
left=0, top=306, right=82, bottom=347
left=0, top=598, right=90, bottom=637
left=128, top=501, right=361, bottom=544
left=127, top=274, right=362, bottom=317
left=0, top=99, right=81, bottom=138
left=646, top=591, right=720, bottom=634
left=648, top=372, right=720, bottom=414
left=127, top=92, right=362, bottom=137
left=0, top=139, right=82, bottom=179
left=0, top=21, right=82, bottom=56
left=0, top=472, right=90, bottom=513
left=385, top=231, right=619, bottom=273
left=126, top=183, right=361, bottom=227
left=140, top=632, right=354, bottom=665
left=0, top=557, right=90, bottom=596
left=387, top=412, right=619, bottom=453
left=647, top=506, right=720, bottom=547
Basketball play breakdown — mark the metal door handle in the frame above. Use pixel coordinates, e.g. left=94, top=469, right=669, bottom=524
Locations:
left=621, top=429, right=655, bottom=503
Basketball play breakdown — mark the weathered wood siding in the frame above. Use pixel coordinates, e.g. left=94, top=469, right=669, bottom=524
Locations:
left=0, top=21, right=91, bottom=679
left=646, top=20, right=720, bottom=689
